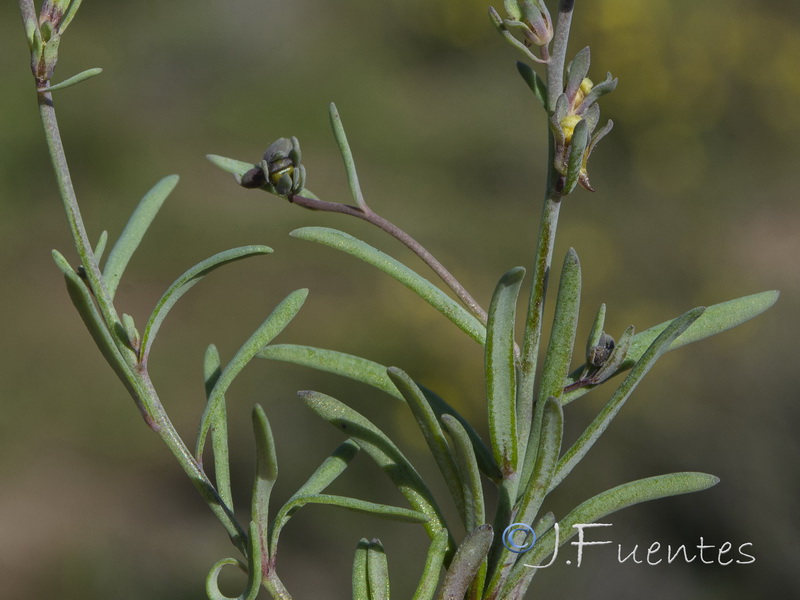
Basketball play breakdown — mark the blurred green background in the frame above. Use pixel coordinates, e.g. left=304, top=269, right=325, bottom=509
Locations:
left=1, top=0, right=798, bottom=598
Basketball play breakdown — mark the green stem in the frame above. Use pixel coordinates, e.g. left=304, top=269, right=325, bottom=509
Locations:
left=37, top=88, right=121, bottom=332
left=516, top=0, right=575, bottom=479
left=32, top=65, right=249, bottom=560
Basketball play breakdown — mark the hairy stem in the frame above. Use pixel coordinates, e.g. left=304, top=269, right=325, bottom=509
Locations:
left=289, top=193, right=489, bottom=324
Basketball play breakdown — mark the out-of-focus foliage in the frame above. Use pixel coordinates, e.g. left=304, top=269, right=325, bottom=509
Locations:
left=1, top=0, right=797, bottom=599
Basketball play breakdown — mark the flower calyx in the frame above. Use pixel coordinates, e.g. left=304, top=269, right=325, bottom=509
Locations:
left=24, top=0, right=83, bottom=86
left=238, top=137, right=307, bottom=198
left=549, top=47, right=618, bottom=195
left=489, top=0, right=553, bottom=64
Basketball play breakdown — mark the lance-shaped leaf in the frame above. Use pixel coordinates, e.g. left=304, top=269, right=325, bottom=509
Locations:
left=437, top=524, right=493, bottom=600
left=196, top=289, right=307, bottom=459
left=486, top=267, right=525, bottom=478
left=290, top=227, right=486, bottom=344
left=300, top=390, right=448, bottom=540
left=44, top=67, right=102, bottom=92
left=562, top=290, right=779, bottom=402
left=412, top=529, right=450, bottom=600
left=251, top=404, right=277, bottom=570
left=516, top=61, right=547, bottom=108
left=52, top=250, right=150, bottom=419
left=520, top=249, right=580, bottom=488
left=205, top=521, right=263, bottom=600
left=103, top=175, right=178, bottom=299
left=353, top=540, right=369, bottom=600
left=388, top=367, right=465, bottom=523
left=501, top=472, right=719, bottom=598
left=367, top=539, right=390, bottom=600
left=139, top=245, right=273, bottom=362
left=203, top=344, right=232, bottom=511
left=441, top=415, right=485, bottom=533
left=565, top=46, right=591, bottom=102
left=562, top=119, right=589, bottom=195
left=329, top=103, right=367, bottom=211
left=93, top=230, right=108, bottom=263
left=259, top=344, right=501, bottom=480
left=551, top=307, right=704, bottom=490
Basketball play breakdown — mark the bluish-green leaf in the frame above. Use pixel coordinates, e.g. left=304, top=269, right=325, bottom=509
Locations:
left=551, top=307, right=704, bottom=490
left=300, top=390, right=448, bottom=540
left=290, top=227, right=486, bottom=344
left=251, top=404, right=277, bottom=560
left=441, top=415, right=485, bottom=532
left=203, top=344, right=232, bottom=511
left=412, top=529, right=450, bottom=600
left=260, top=344, right=501, bottom=481
left=139, top=244, right=274, bottom=362
left=563, top=290, right=779, bottom=402
left=437, top=524, right=493, bottom=600
left=205, top=521, right=262, bottom=600
left=366, top=539, right=390, bottom=600
left=270, top=440, right=360, bottom=556
left=44, top=67, right=102, bottom=92
left=103, top=175, right=178, bottom=299
left=353, top=539, right=369, bottom=600
left=388, top=367, right=465, bottom=523
left=521, top=249, right=580, bottom=489
left=516, top=61, right=548, bottom=107
left=565, top=47, right=591, bottom=102
left=501, top=472, right=718, bottom=598
left=196, top=289, right=307, bottom=458
left=329, top=103, right=367, bottom=211
left=562, top=120, right=589, bottom=195
left=486, top=267, right=525, bottom=477
left=52, top=250, right=147, bottom=415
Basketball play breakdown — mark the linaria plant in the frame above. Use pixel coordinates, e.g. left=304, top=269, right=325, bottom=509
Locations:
left=20, top=0, right=779, bottom=598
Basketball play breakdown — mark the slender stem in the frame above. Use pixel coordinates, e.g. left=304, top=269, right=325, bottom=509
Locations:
left=37, top=88, right=121, bottom=332
left=289, top=193, right=489, bottom=324
left=32, top=60, right=249, bottom=559
left=516, top=0, right=575, bottom=479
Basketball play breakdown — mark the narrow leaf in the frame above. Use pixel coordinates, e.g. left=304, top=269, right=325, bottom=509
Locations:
left=329, top=103, right=367, bottom=210
left=565, top=47, right=591, bottom=102
left=564, top=291, right=779, bottom=400
left=203, top=344, right=232, bottom=511
left=139, top=245, right=273, bottom=362
left=437, top=525, right=493, bottom=600
left=43, top=67, right=102, bottom=92
left=501, top=473, right=718, bottom=598
left=585, top=304, right=607, bottom=357
left=206, top=154, right=256, bottom=178
left=205, top=521, right=262, bottom=600
left=300, top=390, right=448, bottom=540
left=516, top=61, right=547, bottom=107
left=441, top=415, right=485, bottom=532
left=388, top=367, right=465, bottom=523
left=290, top=227, right=486, bottom=344
left=551, top=307, right=704, bottom=490
left=562, top=120, right=589, bottom=195
left=486, top=267, right=525, bottom=477
left=259, top=344, right=500, bottom=481
left=196, top=288, right=307, bottom=458
left=104, top=175, right=179, bottom=299
left=93, top=230, right=108, bottom=264
left=270, top=440, right=359, bottom=556
left=367, top=539, right=390, bottom=600
left=412, top=529, right=450, bottom=600
left=52, top=250, right=148, bottom=419
left=251, top=404, right=277, bottom=563
left=520, top=249, right=580, bottom=489
left=353, top=540, right=369, bottom=600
